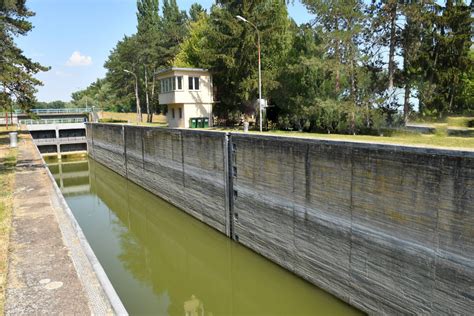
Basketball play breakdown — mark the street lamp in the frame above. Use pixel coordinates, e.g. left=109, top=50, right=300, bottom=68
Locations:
left=124, top=69, right=142, bottom=123
left=236, top=15, right=263, bottom=132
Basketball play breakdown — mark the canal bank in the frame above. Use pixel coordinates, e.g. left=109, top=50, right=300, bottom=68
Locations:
left=86, top=123, right=474, bottom=315
left=5, top=133, right=126, bottom=315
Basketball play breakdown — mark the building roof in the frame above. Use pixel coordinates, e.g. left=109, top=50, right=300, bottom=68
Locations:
left=155, top=67, right=209, bottom=77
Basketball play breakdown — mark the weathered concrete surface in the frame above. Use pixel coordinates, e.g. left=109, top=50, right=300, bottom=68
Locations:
left=5, top=134, right=116, bottom=315
left=87, top=124, right=229, bottom=234
left=86, top=124, right=474, bottom=315
left=231, top=135, right=474, bottom=315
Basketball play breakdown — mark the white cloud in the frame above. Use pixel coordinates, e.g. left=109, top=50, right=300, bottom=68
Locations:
left=66, top=51, right=92, bottom=66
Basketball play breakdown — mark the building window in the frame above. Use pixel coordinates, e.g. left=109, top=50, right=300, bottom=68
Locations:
left=188, top=76, right=193, bottom=90
left=160, top=76, right=184, bottom=93
left=194, top=77, right=200, bottom=90
left=179, top=108, right=182, bottom=119
left=172, top=108, right=175, bottom=119
left=188, top=76, right=200, bottom=90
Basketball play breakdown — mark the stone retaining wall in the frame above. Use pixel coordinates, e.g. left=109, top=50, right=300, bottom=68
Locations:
left=86, top=123, right=474, bottom=315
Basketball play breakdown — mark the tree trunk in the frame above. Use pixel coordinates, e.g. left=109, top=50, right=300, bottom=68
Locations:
left=404, top=84, right=410, bottom=125
left=388, top=1, right=397, bottom=91
left=335, top=16, right=341, bottom=94
left=135, top=75, right=142, bottom=123
left=10, top=103, right=13, bottom=128
left=144, top=67, right=151, bottom=123
left=448, top=85, right=455, bottom=113
left=150, top=77, right=155, bottom=121
left=349, top=44, right=357, bottom=104
left=350, top=60, right=356, bottom=135
left=150, top=69, right=156, bottom=122
left=366, top=103, right=370, bottom=128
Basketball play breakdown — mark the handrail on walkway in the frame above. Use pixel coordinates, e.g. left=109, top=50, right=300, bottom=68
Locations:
left=10, top=108, right=92, bottom=115
left=21, top=118, right=87, bottom=125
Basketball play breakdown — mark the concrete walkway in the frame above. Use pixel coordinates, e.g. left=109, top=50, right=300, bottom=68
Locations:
left=5, top=134, right=115, bottom=315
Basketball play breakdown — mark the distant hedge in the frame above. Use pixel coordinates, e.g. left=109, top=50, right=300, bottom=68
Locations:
left=447, top=117, right=474, bottom=128
left=98, top=118, right=128, bottom=123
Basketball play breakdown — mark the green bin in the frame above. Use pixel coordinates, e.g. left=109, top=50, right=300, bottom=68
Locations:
left=197, top=118, right=203, bottom=128
left=203, top=117, right=209, bottom=128
left=190, top=118, right=197, bottom=128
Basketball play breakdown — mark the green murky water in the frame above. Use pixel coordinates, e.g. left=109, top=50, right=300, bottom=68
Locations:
left=47, top=157, right=362, bottom=316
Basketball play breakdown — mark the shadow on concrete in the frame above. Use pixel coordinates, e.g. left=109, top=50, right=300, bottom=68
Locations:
left=15, top=158, right=44, bottom=171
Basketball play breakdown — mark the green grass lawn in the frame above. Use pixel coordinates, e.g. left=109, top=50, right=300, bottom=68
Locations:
left=0, top=127, right=18, bottom=315
left=207, top=127, right=474, bottom=150
left=91, top=119, right=474, bottom=150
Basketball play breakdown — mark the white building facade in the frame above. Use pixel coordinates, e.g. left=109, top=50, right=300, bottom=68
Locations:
left=156, top=67, right=214, bottom=128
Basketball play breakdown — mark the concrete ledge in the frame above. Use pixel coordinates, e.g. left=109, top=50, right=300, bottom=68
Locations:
left=30, top=136, right=128, bottom=315
left=229, top=132, right=474, bottom=157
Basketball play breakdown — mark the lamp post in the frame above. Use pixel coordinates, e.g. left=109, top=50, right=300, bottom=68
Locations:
left=236, top=15, right=263, bottom=132
left=124, top=69, right=142, bottom=123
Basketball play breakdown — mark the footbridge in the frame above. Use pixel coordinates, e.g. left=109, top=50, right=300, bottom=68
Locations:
left=13, top=108, right=94, bottom=157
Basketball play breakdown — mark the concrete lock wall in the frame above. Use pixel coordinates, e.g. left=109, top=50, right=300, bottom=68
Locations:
left=86, top=124, right=229, bottom=235
left=86, top=123, right=474, bottom=315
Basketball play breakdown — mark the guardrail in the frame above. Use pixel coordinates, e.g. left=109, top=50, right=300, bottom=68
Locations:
left=21, top=118, right=87, bottom=125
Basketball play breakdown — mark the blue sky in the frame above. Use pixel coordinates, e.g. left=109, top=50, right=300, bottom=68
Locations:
left=17, top=0, right=313, bottom=102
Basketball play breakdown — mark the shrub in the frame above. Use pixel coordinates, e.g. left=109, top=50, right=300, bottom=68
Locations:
left=447, top=116, right=474, bottom=128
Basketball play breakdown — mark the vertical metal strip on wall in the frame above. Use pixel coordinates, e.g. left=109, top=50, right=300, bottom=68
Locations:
left=223, top=133, right=234, bottom=238
left=122, top=125, right=128, bottom=178
left=141, top=127, right=145, bottom=170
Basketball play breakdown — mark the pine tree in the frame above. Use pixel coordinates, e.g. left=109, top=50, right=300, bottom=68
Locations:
left=159, top=0, right=188, bottom=64
left=366, top=0, right=402, bottom=102
left=204, top=0, right=293, bottom=118
left=0, top=0, right=48, bottom=117
left=302, top=0, right=367, bottom=133
left=399, top=0, right=426, bottom=123
left=189, top=3, right=206, bottom=22
left=301, top=0, right=365, bottom=100
left=137, top=0, right=161, bottom=122
left=413, top=0, right=473, bottom=116
left=104, top=35, right=142, bottom=118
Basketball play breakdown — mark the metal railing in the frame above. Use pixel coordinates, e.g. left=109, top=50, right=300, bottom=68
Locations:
left=33, top=136, right=87, bottom=144
left=20, top=118, right=87, bottom=125
left=12, top=108, right=92, bottom=115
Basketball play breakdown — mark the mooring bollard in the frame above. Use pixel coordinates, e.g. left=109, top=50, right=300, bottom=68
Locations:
left=9, top=132, right=18, bottom=148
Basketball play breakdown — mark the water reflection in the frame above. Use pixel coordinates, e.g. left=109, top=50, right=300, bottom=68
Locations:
left=47, top=158, right=90, bottom=195
left=49, top=157, right=361, bottom=316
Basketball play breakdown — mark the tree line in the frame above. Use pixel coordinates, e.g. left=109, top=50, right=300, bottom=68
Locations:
left=3, top=0, right=472, bottom=134
left=74, top=0, right=472, bottom=132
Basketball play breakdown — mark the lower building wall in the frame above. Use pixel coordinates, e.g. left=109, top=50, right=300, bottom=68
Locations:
left=85, top=123, right=474, bottom=315
left=166, top=103, right=213, bottom=128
